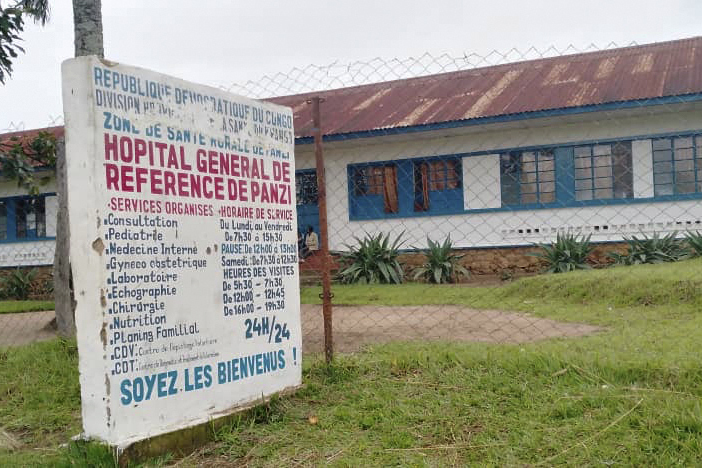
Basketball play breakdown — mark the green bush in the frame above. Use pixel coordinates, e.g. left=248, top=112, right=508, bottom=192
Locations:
left=412, top=236, right=469, bottom=284
left=1, top=268, right=37, bottom=300
left=531, top=233, right=593, bottom=273
left=609, top=232, right=688, bottom=265
left=337, top=232, right=405, bottom=284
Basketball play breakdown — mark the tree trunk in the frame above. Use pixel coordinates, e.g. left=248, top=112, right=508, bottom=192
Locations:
left=55, top=0, right=104, bottom=337
left=53, top=139, right=75, bottom=337
left=73, top=0, right=104, bottom=57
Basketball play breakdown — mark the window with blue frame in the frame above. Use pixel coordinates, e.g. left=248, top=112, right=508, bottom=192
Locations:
left=350, top=164, right=399, bottom=216
left=348, top=156, right=466, bottom=220
left=413, top=158, right=461, bottom=212
left=0, top=196, right=48, bottom=242
left=16, top=197, right=46, bottom=239
left=500, top=150, right=555, bottom=205
left=652, top=135, right=702, bottom=196
left=0, top=202, right=6, bottom=240
left=574, top=142, right=633, bottom=201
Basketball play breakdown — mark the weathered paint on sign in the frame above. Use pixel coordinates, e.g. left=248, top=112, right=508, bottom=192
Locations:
left=61, top=56, right=300, bottom=447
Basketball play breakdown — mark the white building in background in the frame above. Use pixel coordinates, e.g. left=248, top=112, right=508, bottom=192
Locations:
left=273, top=36, right=702, bottom=251
left=0, top=127, right=60, bottom=267
left=3, top=37, right=702, bottom=267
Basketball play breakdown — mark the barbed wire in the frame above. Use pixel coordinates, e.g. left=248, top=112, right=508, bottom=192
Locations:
left=219, top=41, right=638, bottom=98
left=1, top=41, right=640, bottom=133
left=2, top=114, right=64, bottom=134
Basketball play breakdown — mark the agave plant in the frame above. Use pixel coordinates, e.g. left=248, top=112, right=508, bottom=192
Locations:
left=413, top=236, right=469, bottom=284
left=531, top=233, right=593, bottom=273
left=685, top=231, right=702, bottom=257
left=337, top=232, right=405, bottom=284
left=609, top=231, right=688, bottom=265
left=1, top=267, right=36, bottom=300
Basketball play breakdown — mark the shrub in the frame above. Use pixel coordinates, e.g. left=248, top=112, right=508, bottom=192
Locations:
left=685, top=231, right=702, bottom=257
left=412, top=236, right=469, bottom=284
left=609, top=231, right=688, bottom=265
left=531, top=233, right=593, bottom=273
left=337, top=232, right=405, bottom=284
left=2, top=268, right=37, bottom=300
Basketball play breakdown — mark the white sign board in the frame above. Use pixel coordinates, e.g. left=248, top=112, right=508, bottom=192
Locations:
left=61, top=56, right=301, bottom=447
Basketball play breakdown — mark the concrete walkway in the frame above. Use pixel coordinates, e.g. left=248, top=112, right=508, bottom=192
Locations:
left=0, top=306, right=601, bottom=352
left=300, top=304, right=601, bottom=353
left=0, top=310, right=56, bottom=347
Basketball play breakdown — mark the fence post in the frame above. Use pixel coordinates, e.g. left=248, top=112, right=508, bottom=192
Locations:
left=310, top=97, right=333, bottom=363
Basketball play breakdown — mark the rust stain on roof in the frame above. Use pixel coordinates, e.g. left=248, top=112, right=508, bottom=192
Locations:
left=595, top=57, right=619, bottom=80
left=632, top=53, right=654, bottom=74
left=542, top=63, right=570, bottom=85
left=463, top=69, right=523, bottom=119
left=397, top=98, right=440, bottom=127
left=353, top=88, right=392, bottom=111
left=567, top=82, right=594, bottom=107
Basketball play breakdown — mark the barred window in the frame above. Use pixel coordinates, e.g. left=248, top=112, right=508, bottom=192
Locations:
left=413, top=158, right=462, bottom=212
left=295, top=171, right=318, bottom=205
left=350, top=164, right=399, bottom=213
left=653, top=136, right=702, bottom=196
left=574, top=142, right=633, bottom=201
left=424, top=159, right=460, bottom=191
left=500, top=150, right=555, bottom=205
left=0, top=202, right=6, bottom=240
left=352, top=166, right=386, bottom=196
left=16, top=197, right=46, bottom=239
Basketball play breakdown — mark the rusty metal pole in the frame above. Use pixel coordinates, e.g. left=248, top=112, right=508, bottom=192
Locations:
left=310, top=97, right=333, bottom=363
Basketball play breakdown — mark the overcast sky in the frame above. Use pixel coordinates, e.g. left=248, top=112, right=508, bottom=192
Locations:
left=1, top=0, right=701, bottom=130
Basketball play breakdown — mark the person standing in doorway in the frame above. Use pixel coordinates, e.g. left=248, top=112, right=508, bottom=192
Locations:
left=305, top=226, right=319, bottom=254
left=297, top=229, right=307, bottom=262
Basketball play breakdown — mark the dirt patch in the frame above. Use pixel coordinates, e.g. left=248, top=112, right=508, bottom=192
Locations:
left=0, top=311, right=56, bottom=348
left=0, top=428, right=22, bottom=451
left=0, top=306, right=601, bottom=354
left=301, top=304, right=602, bottom=353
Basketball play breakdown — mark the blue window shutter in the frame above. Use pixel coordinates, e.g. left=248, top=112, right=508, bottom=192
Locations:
left=6, top=199, right=16, bottom=242
left=555, top=146, right=574, bottom=205
left=397, top=160, right=414, bottom=216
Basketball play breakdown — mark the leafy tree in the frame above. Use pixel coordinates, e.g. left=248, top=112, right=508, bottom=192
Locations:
left=0, top=0, right=50, bottom=83
left=0, top=0, right=102, bottom=336
left=0, top=130, right=57, bottom=194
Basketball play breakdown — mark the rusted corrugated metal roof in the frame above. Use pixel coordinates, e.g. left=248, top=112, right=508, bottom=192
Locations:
left=3, top=38, right=702, bottom=144
left=0, top=126, right=63, bottom=166
left=268, top=36, right=702, bottom=139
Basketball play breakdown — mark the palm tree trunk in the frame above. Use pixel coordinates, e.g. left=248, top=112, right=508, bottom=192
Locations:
left=55, top=0, right=104, bottom=337
left=72, top=0, right=103, bottom=57
left=53, top=140, right=74, bottom=337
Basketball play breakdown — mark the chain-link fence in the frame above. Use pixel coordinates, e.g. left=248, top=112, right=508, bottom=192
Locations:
left=0, top=37, right=700, bottom=360
left=248, top=38, right=702, bottom=358
left=0, top=125, right=59, bottom=347
left=3, top=38, right=702, bottom=465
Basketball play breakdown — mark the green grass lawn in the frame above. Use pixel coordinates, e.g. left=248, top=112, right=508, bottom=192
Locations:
left=0, top=300, right=54, bottom=314
left=3, top=261, right=702, bottom=465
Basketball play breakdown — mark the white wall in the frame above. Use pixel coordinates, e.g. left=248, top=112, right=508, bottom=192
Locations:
left=632, top=139, right=654, bottom=198
left=463, top=154, right=501, bottom=210
left=0, top=172, right=57, bottom=197
left=295, top=106, right=702, bottom=249
left=0, top=240, right=55, bottom=267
